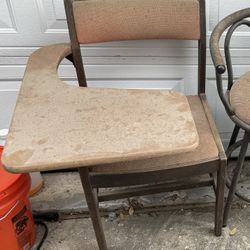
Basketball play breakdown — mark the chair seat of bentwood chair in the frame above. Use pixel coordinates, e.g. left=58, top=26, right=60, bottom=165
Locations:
left=230, top=71, right=250, bottom=125
left=225, top=70, right=250, bottom=210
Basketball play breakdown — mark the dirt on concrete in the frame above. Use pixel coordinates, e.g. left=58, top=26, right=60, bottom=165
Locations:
left=34, top=206, right=250, bottom=250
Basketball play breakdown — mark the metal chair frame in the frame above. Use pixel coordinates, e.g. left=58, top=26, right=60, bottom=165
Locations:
left=64, top=0, right=226, bottom=249
left=210, top=8, right=250, bottom=226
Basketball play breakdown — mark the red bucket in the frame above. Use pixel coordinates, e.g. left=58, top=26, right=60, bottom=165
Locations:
left=0, top=146, right=36, bottom=250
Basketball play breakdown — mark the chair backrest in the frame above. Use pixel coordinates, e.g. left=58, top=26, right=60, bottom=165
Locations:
left=72, top=0, right=200, bottom=43
left=64, top=0, right=206, bottom=93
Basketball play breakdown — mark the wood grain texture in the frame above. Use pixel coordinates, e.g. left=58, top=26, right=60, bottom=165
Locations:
left=2, top=43, right=198, bottom=173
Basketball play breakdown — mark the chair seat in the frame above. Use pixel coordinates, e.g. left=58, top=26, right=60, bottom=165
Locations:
left=92, top=96, right=219, bottom=173
left=230, top=71, right=250, bottom=124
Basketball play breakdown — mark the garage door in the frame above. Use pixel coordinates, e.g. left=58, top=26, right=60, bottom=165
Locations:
left=0, top=0, right=250, bottom=149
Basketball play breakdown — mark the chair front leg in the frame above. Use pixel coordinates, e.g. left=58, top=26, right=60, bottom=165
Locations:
left=78, top=167, right=108, bottom=250
left=215, top=160, right=226, bottom=236
left=223, top=132, right=250, bottom=227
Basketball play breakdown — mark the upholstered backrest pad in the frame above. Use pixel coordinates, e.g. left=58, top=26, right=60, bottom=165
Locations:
left=72, top=0, right=200, bottom=44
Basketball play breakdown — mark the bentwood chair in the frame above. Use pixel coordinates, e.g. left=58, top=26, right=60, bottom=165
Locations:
left=210, top=8, right=250, bottom=227
left=2, top=0, right=226, bottom=249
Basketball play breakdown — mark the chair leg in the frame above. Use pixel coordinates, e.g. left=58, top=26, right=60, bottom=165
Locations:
left=78, top=168, right=108, bottom=250
left=228, top=125, right=240, bottom=149
left=223, top=132, right=250, bottom=227
left=215, top=160, right=226, bottom=236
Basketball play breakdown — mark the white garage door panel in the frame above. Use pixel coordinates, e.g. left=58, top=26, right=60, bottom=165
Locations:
left=0, top=0, right=250, bottom=151
left=0, top=81, right=20, bottom=129
left=2, top=47, right=250, bottom=66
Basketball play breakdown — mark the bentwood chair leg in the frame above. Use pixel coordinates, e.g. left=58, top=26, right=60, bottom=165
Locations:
left=228, top=125, right=240, bottom=149
left=223, top=132, right=250, bottom=227
left=215, top=160, right=226, bottom=236
left=78, top=168, right=108, bottom=250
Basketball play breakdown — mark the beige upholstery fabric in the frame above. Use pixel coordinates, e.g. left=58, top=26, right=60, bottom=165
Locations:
left=72, top=0, right=200, bottom=44
left=93, top=96, right=219, bottom=173
left=2, top=44, right=199, bottom=173
left=230, top=71, right=250, bottom=124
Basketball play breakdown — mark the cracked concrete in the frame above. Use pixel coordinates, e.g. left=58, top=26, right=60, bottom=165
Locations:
left=30, top=160, right=250, bottom=249
left=34, top=207, right=250, bottom=250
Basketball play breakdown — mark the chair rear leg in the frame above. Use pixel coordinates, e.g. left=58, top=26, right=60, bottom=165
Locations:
left=228, top=125, right=240, bottom=149
left=223, top=132, right=250, bottom=227
left=215, top=160, right=225, bottom=236
left=78, top=167, right=108, bottom=250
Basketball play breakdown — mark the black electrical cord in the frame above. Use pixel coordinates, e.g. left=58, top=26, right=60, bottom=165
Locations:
left=34, top=220, right=48, bottom=250
left=32, top=211, right=59, bottom=249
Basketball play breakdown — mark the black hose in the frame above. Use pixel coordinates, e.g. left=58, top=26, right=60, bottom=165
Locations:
left=34, top=220, right=48, bottom=250
left=32, top=211, right=59, bottom=249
